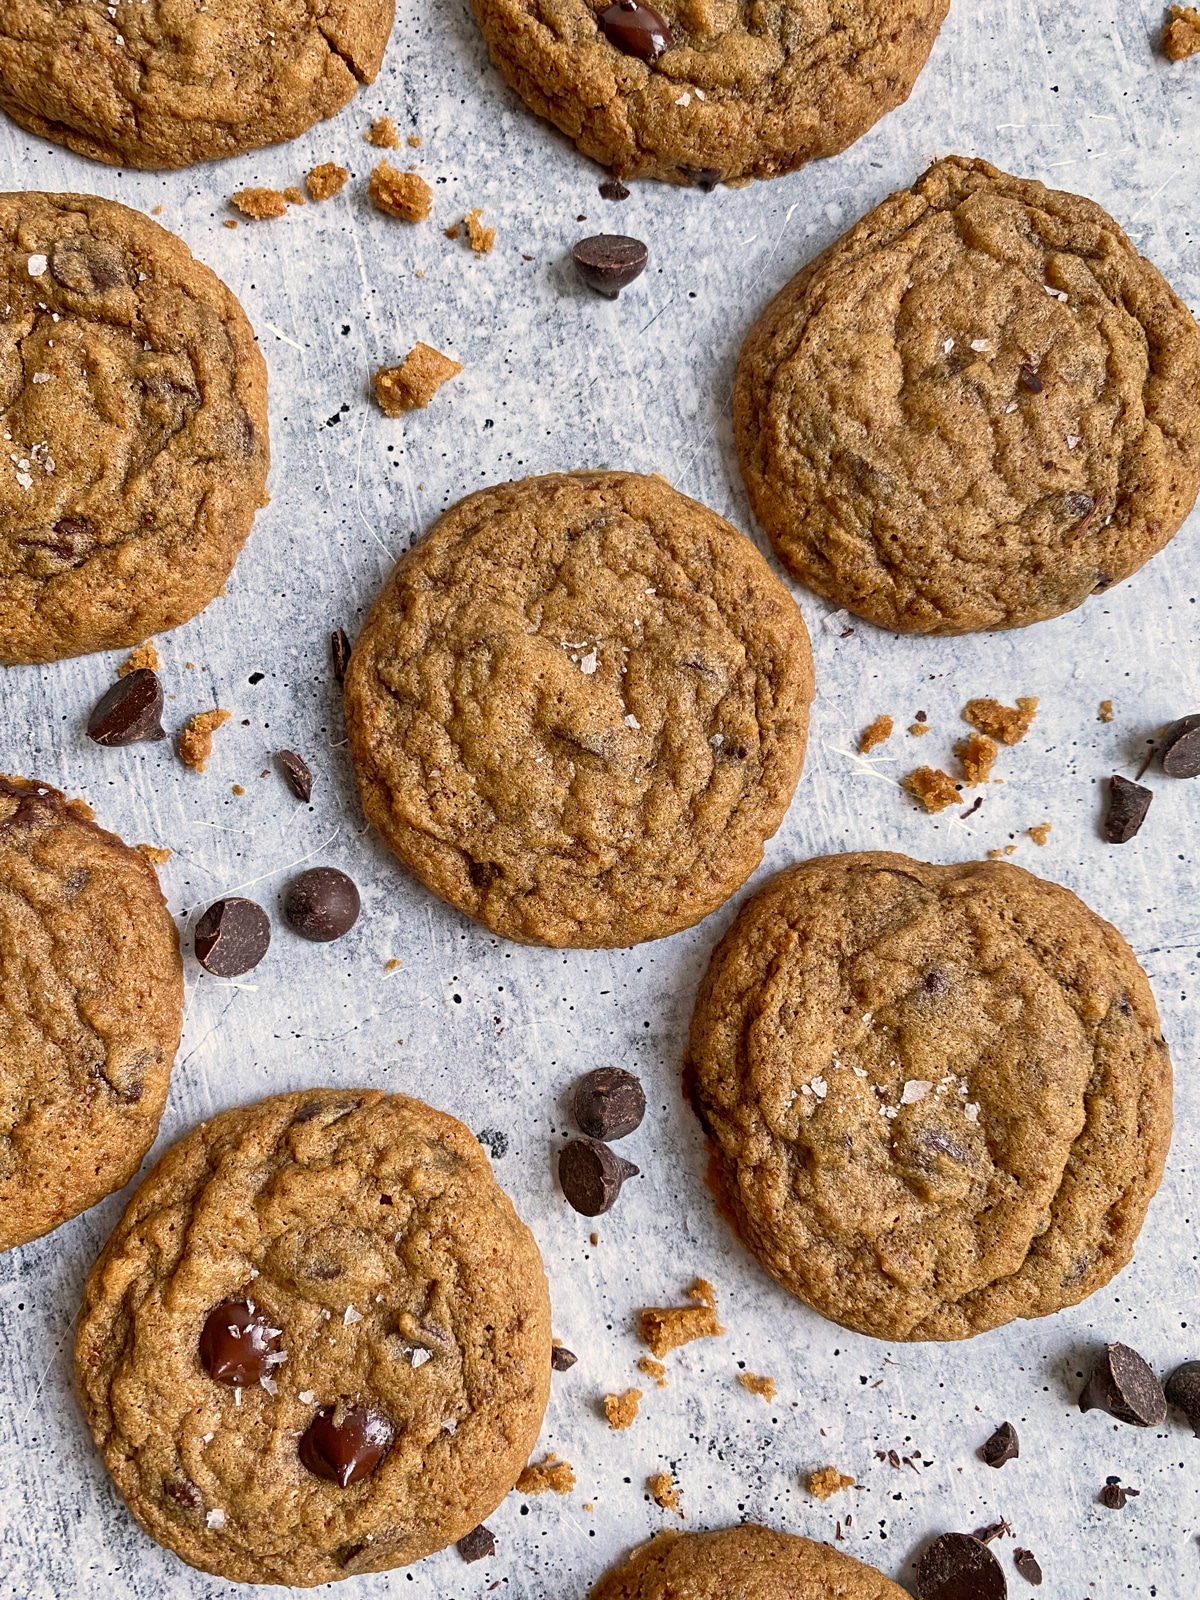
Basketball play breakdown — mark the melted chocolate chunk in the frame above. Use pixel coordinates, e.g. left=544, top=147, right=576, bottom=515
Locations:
left=199, top=1299, right=283, bottom=1386
left=87, top=669, right=166, bottom=746
left=598, top=0, right=673, bottom=60
left=299, top=1404, right=396, bottom=1486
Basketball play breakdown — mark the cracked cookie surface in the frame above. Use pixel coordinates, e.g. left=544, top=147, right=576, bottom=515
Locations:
left=734, top=156, right=1200, bottom=632
left=0, top=0, right=393, bottom=167
left=0, top=774, right=182, bottom=1253
left=471, top=0, right=947, bottom=187
left=0, top=193, right=269, bottom=663
left=686, top=851, right=1172, bottom=1340
left=591, top=1525, right=909, bottom=1599
left=343, top=470, right=814, bottom=948
left=75, top=1087, right=552, bottom=1586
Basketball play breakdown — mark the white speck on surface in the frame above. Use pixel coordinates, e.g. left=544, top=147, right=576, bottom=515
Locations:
left=14, top=471, right=31, bottom=489
left=1067, top=434, right=1081, bottom=448
left=411, top=1348, right=433, bottom=1367
left=343, top=1305, right=363, bottom=1325
left=579, top=650, right=598, bottom=675
left=809, top=1077, right=828, bottom=1100
left=965, top=1103, right=981, bottom=1122
left=26, top=254, right=46, bottom=276
left=943, top=338, right=954, bottom=353
left=1006, top=401, right=1018, bottom=412
left=298, top=1391, right=315, bottom=1405
left=852, top=1065, right=868, bottom=1078
left=259, top=1375, right=278, bottom=1395
left=900, top=1080, right=933, bottom=1104
left=205, top=1510, right=225, bottom=1530
left=31, top=372, right=50, bottom=383
left=625, top=713, right=640, bottom=729
left=970, top=339, right=990, bottom=351
left=674, top=93, right=690, bottom=106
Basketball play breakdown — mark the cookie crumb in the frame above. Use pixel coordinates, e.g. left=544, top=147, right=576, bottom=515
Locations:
left=120, top=641, right=160, bottom=676
left=1028, top=822, right=1052, bottom=846
left=1165, top=4, right=1200, bottom=57
left=231, top=187, right=288, bottom=221
left=738, top=1372, right=776, bottom=1402
left=957, top=732, right=998, bottom=787
left=408, top=134, right=422, bottom=147
left=908, top=721, right=931, bottom=737
left=604, top=1388, right=642, bottom=1430
left=987, top=844, right=1018, bottom=859
left=858, top=714, right=893, bottom=753
left=306, top=162, right=349, bottom=201
left=516, top=1455, right=575, bottom=1496
left=384, top=958, right=401, bottom=971
left=807, top=1466, right=855, bottom=1501
left=282, top=185, right=306, bottom=206
left=903, top=766, right=960, bottom=813
left=444, top=223, right=460, bottom=240
left=223, top=220, right=238, bottom=228
left=638, top=1279, right=724, bottom=1358
left=151, top=204, right=163, bottom=215
left=1099, top=699, right=1114, bottom=723
left=373, top=344, right=462, bottom=414
left=648, top=1471, right=682, bottom=1515
left=638, top=1356, right=668, bottom=1387
left=136, top=844, right=171, bottom=865
left=368, top=162, right=433, bottom=222
left=366, top=115, right=401, bottom=148
left=963, top=696, right=1038, bottom=745
left=465, top=208, right=496, bottom=253
left=179, top=709, right=231, bottom=772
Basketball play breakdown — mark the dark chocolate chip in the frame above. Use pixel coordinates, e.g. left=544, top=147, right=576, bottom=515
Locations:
left=283, top=867, right=360, bottom=941
left=972, top=1520, right=1012, bottom=1545
left=572, top=1066, right=646, bottom=1141
left=921, top=968, right=949, bottom=996
left=1103, top=774, right=1152, bottom=843
left=981, top=1419, right=1019, bottom=1468
left=457, top=1524, right=496, bottom=1563
left=194, top=897, right=271, bottom=976
left=915, top=1533, right=1007, bottom=1600
left=1079, top=1342, right=1167, bottom=1426
left=558, top=1137, right=639, bottom=1215
left=572, top=234, right=648, bottom=298
left=299, top=1405, right=395, bottom=1486
left=164, top=1477, right=203, bottom=1511
left=87, top=669, right=166, bottom=746
left=1160, top=713, right=1200, bottom=778
left=1098, top=1479, right=1138, bottom=1508
left=551, top=1345, right=578, bottom=1371
left=1164, top=1360, right=1200, bottom=1435
left=1064, top=490, right=1096, bottom=519
left=331, top=628, right=351, bottom=684
left=599, top=178, right=631, bottom=201
left=683, top=167, right=722, bottom=191
left=598, top=0, right=673, bottom=60
left=1013, top=1549, right=1042, bottom=1586
left=277, top=749, right=313, bottom=802
left=1018, top=363, right=1043, bottom=393
left=199, top=1299, right=283, bottom=1386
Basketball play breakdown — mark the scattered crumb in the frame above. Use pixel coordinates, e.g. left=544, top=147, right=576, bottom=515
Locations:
left=368, top=162, right=433, bottom=222
left=120, top=641, right=160, bottom=676
left=638, top=1356, right=668, bottom=1388
left=808, top=1466, right=855, bottom=1502
left=963, top=696, right=1038, bottom=745
left=858, top=714, right=893, bottom=754
left=908, top=721, right=931, bottom=737
left=465, top=208, right=496, bottom=253
left=648, top=1471, right=682, bottom=1515
left=366, top=115, right=401, bottom=148
left=151, top=204, right=163, bottom=215
left=384, top=958, right=402, bottom=971
left=583, top=1502, right=594, bottom=1512
left=305, top=162, right=349, bottom=202
left=1099, top=699, right=1114, bottom=723
left=516, top=1456, right=575, bottom=1496
left=605, top=1389, right=642, bottom=1431
left=1028, top=822, right=1052, bottom=847
left=1165, top=4, right=1200, bottom=57
left=638, top=1279, right=724, bottom=1359
left=444, top=223, right=460, bottom=240
left=373, top=344, right=462, bottom=414
left=408, top=134, right=422, bottom=147
left=957, top=732, right=998, bottom=787
left=136, top=844, right=172, bottom=865
left=902, top=766, right=960, bottom=813
left=179, top=709, right=231, bottom=772
left=223, top=219, right=238, bottom=228
left=738, top=1373, right=777, bottom=1402
left=589, top=1231, right=599, bottom=1246
left=232, top=783, right=246, bottom=796
left=988, top=845, right=1018, bottom=859
left=231, top=187, right=288, bottom=221
left=282, top=185, right=305, bottom=206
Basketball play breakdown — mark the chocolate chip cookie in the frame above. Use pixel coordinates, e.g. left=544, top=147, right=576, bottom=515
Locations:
left=0, top=193, right=269, bottom=664
left=591, top=1525, right=909, bottom=1600
left=734, top=156, right=1200, bottom=632
left=0, top=0, right=393, bottom=168
left=471, top=0, right=948, bottom=187
left=0, top=775, right=182, bottom=1253
left=343, top=470, right=814, bottom=948
left=686, top=852, right=1172, bottom=1341
left=75, top=1088, right=552, bottom=1586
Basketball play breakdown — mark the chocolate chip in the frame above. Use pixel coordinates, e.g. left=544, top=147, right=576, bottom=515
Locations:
left=87, top=669, right=166, bottom=746
left=283, top=867, right=361, bottom=941
left=1013, top=1549, right=1042, bottom=1586
left=921, top=967, right=949, bottom=996
left=684, top=167, right=722, bottom=191
left=572, top=1066, right=646, bottom=1140
left=194, top=897, right=271, bottom=976
left=572, top=234, right=648, bottom=298
left=331, top=627, right=351, bottom=684
left=1103, top=774, right=1153, bottom=843
left=1079, top=1342, right=1167, bottom=1426
left=1018, top=363, right=1043, bottom=393
left=980, top=1419, right=1019, bottom=1467
left=1064, top=490, right=1096, bottom=519
left=597, top=0, right=673, bottom=60
left=599, top=178, right=630, bottom=201
left=457, top=1524, right=496, bottom=1563
left=277, top=749, right=313, bottom=802
left=1160, top=713, right=1200, bottom=778
left=551, top=1345, right=578, bottom=1371
left=915, top=1533, right=1007, bottom=1600
left=199, top=1299, right=283, bottom=1386
left=558, top=1137, right=639, bottom=1215
left=1098, top=1479, right=1138, bottom=1508
left=299, top=1404, right=396, bottom=1486
left=1165, top=1360, right=1200, bottom=1435
left=164, top=1477, right=203, bottom=1511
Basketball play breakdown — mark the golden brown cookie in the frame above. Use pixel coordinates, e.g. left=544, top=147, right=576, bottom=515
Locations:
left=590, top=1525, right=909, bottom=1600
left=471, top=0, right=948, bottom=187
left=75, top=1087, right=552, bottom=1585
left=0, top=774, right=182, bottom=1253
left=686, top=851, right=1172, bottom=1341
left=734, top=156, right=1200, bottom=633
left=0, top=0, right=394, bottom=168
left=344, top=470, right=814, bottom=948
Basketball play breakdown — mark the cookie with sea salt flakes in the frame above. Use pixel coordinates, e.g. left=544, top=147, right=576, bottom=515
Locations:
left=343, top=470, right=814, bottom=948
left=685, top=851, right=1172, bottom=1341
left=75, top=1088, right=552, bottom=1585
left=734, top=156, right=1200, bottom=633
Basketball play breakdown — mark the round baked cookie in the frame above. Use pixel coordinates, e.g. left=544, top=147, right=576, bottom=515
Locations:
left=0, top=774, right=182, bottom=1253
left=734, top=156, right=1200, bottom=633
left=471, top=0, right=948, bottom=187
left=0, top=0, right=393, bottom=168
left=344, top=470, right=814, bottom=948
left=0, top=193, right=269, bottom=664
left=75, top=1088, right=552, bottom=1586
left=686, top=852, right=1172, bottom=1341
left=591, top=1525, right=909, bottom=1600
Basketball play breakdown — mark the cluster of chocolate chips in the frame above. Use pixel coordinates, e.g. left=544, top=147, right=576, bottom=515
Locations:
left=1079, top=1343, right=1200, bottom=1510
left=1104, top=711, right=1200, bottom=843
left=193, top=867, right=361, bottom=976
left=558, top=1066, right=645, bottom=1215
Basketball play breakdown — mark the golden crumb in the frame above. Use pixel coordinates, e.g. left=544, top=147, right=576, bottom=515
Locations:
left=232, top=783, right=245, bottom=796
left=638, top=1279, right=724, bottom=1359
left=1165, top=4, right=1200, bottom=57
left=987, top=844, right=1018, bottom=859
left=306, top=162, right=349, bottom=201
left=738, top=1372, right=776, bottom=1402
left=282, top=185, right=305, bottom=206
left=957, top=732, right=998, bottom=787
left=119, top=641, right=160, bottom=676
left=151, top=204, right=163, bottom=215
left=179, top=709, right=231, bottom=772
left=1028, top=822, right=1052, bottom=846
left=231, top=187, right=288, bottom=220
left=516, top=1456, right=575, bottom=1496
left=807, top=1467, right=855, bottom=1502
left=638, top=1356, right=668, bottom=1388
left=223, top=219, right=238, bottom=228
left=136, top=844, right=172, bottom=865
left=465, top=208, right=496, bottom=253
left=590, top=1231, right=599, bottom=1246
left=1099, top=699, right=1115, bottom=723
left=908, top=721, right=931, bottom=737
left=368, top=162, right=433, bottom=221
left=408, top=133, right=422, bottom=147
left=902, top=766, right=960, bottom=813
left=604, top=1389, right=642, bottom=1431
left=963, top=696, right=1038, bottom=745
left=373, top=344, right=462, bottom=414
left=444, top=224, right=460, bottom=240
left=384, top=958, right=401, bottom=971
left=858, top=714, right=893, bottom=753
left=583, top=1502, right=594, bottom=1512
left=648, top=1472, right=682, bottom=1515
left=366, top=115, right=401, bottom=148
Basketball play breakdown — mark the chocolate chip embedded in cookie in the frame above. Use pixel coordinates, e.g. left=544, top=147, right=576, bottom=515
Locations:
left=343, top=470, right=814, bottom=948
left=74, top=1088, right=552, bottom=1585
left=686, top=851, right=1173, bottom=1341
left=470, top=0, right=948, bottom=188
left=0, top=774, right=182, bottom=1253
left=0, top=193, right=269, bottom=664
left=734, top=157, right=1200, bottom=633
left=0, top=0, right=395, bottom=168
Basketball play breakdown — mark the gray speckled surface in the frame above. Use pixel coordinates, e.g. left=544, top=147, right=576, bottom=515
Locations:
left=1, top=2, right=1199, bottom=1595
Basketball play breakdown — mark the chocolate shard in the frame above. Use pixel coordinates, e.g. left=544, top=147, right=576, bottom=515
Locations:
left=1103, top=774, right=1152, bottom=843
left=1078, top=1343, right=1167, bottom=1427
left=1160, top=713, right=1200, bottom=778
left=551, top=1345, right=578, bottom=1371
left=331, top=628, right=351, bottom=684
left=457, top=1524, right=496, bottom=1562
left=1013, top=1548, right=1043, bottom=1585
left=980, top=1419, right=1019, bottom=1468
left=277, top=749, right=314, bottom=802
left=87, top=669, right=166, bottom=746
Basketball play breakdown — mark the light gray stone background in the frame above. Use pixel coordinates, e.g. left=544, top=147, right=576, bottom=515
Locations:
left=1, top=1, right=1198, bottom=1595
